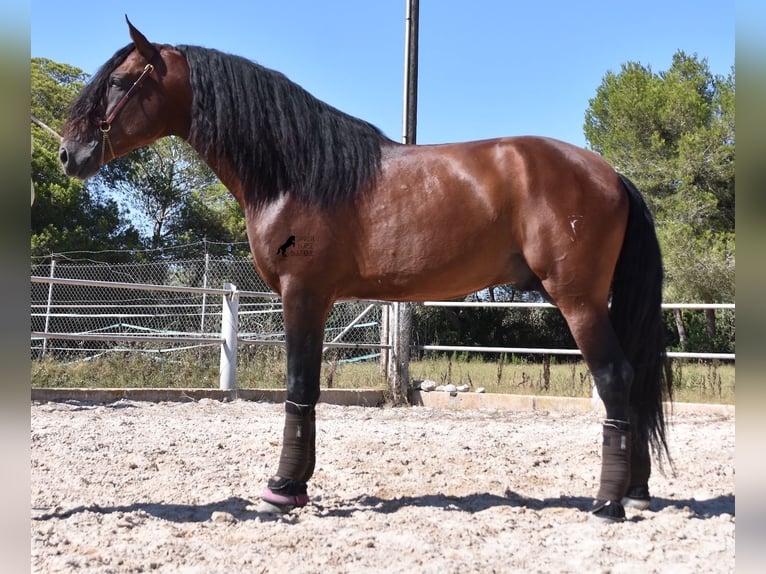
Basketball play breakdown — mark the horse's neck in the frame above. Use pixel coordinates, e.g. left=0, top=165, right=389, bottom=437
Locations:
left=187, top=140, right=248, bottom=208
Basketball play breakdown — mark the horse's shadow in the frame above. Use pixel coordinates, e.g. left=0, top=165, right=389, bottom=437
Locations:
left=32, top=491, right=734, bottom=524
left=31, top=497, right=276, bottom=524
left=650, top=494, right=735, bottom=517
left=318, top=490, right=734, bottom=521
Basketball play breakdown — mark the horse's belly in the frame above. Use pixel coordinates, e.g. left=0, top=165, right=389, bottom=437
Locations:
left=344, top=225, right=521, bottom=301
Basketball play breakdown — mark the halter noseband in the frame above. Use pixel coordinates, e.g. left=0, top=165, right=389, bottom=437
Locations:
left=98, top=63, right=154, bottom=163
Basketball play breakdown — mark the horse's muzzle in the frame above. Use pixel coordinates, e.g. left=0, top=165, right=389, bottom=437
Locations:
left=59, top=139, right=100, bottom=179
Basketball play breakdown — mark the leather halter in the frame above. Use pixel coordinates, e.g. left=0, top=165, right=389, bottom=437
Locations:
left=98, top=63, right=154, bottom=163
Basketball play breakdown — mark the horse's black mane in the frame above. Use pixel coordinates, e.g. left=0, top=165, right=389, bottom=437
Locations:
left=70, top=42, right=391, bottom=207
left=176, top=44, right=391, bottom=207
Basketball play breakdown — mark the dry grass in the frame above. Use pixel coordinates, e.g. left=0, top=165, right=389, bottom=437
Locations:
left=31, top=348, right=734, bottom=404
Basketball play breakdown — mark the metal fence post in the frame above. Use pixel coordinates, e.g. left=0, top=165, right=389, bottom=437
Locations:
left=386, top=0, right=419, bottom=405
left=388, top=302, right=412, bottom=405
left=219, top=282, right=239, bottom=390
left=200, top=252, right=210, bottom=332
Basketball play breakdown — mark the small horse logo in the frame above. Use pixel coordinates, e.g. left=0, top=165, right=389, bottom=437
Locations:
left=277, top=235, right=296, bottom=257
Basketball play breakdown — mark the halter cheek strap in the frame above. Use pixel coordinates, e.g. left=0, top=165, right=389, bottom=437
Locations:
left=98, top=63, right=154, bottom=163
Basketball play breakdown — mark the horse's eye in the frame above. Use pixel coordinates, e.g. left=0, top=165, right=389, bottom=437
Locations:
left=109, top=76, right=123, bottom=88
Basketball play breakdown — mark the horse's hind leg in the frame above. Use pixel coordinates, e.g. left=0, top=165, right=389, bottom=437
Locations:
left=624, top=434, right=651, bottom=509
left=553, top=298, right=635, bottom=522
left=259, top=288, right=331, bottom=512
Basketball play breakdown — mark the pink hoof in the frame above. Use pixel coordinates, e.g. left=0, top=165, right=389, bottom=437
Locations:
left=260, top=488, right=310, bottom=508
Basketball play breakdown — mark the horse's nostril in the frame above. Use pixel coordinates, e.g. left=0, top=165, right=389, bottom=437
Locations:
left=59, top=146, right=68, bottom=165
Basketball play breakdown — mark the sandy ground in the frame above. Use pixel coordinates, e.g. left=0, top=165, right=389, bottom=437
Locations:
left=31, top=399, right=734, bottom=573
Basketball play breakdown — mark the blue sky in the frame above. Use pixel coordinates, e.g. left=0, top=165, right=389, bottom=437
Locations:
left=31, top=1, right=735, bottom=149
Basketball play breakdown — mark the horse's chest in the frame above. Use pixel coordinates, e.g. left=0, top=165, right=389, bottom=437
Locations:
left=245, top=201, right=346, bottom=293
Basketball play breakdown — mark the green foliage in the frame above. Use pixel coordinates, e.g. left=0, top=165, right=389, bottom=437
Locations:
left=97, top=137, right=234, bottom=251
left=173, top=183, right=249, bottom=253
left=30, top=147, right=142, bottom=257
left=31, top=58, right=86, bottom=131
left=411, top=290, right=574, bottom=361
left=97, top=134, right=249, bottom=256
left=664, top=308, right=735, bottom=354
left=31, top=57, right=144, bottom=258
left=584, top=51, right=734, bottom=308
left=659, top=225, right=735, bottom=303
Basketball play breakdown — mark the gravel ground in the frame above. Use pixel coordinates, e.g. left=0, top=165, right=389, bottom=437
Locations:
left=31, top=399, right=735, bottom=573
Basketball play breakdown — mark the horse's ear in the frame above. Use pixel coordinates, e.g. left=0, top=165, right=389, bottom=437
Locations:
left=125, top=15, right=160, bottom=65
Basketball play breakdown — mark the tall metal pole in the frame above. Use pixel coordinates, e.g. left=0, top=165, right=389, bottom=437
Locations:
left=402, top=0, right=419, bottom=145
left=389, top=0, right=419, bottom=405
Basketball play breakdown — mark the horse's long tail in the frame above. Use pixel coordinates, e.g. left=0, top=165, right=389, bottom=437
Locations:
left=611, top=173, right=673, bottom=464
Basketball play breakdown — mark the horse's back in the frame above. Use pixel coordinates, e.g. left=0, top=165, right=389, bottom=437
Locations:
left=341, top=136, right=627, bottom=301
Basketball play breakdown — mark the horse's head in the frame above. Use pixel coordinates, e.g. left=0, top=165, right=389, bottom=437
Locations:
left=59, top=17, right=191, bottom=179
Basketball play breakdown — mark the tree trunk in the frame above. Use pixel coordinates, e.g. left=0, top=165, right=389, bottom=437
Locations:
left=705, top=308, right=717, bottom=340
left=152, top=220, right=163, bottom=249
left=674, top=309, right=688, bottom=351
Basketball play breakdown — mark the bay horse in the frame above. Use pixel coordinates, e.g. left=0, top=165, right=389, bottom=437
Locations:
left=59, top=18, right=672, bottom=522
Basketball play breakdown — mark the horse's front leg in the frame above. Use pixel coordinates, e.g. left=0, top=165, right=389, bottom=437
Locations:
left=259, top=289, right=331, bottom=512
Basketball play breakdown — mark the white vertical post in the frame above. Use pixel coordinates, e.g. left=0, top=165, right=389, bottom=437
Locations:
left=219, top=282, right=239, bottom=390
left=387, top=302, right=399, bottom=382
left=41, top=258, right=56, bottom=358
left=379, top=304, right=390, bottom=375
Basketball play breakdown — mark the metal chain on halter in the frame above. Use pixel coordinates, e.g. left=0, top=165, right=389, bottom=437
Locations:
left=100, top=125, right=116, bottom=165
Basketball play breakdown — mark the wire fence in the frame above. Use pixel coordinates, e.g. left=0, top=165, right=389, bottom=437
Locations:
left=31, top=244, right=385, bottom=364
left=31, top=243, right=735, bottom=380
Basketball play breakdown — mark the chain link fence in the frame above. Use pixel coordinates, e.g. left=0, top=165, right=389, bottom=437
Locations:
left=31, top=243, right=386, bottom=365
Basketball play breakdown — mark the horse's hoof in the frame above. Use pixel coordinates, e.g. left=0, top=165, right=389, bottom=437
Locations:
left=621, top=496, right=651, bottom=510
left=254, top=498, right=295, bottom=514
left=257, top=488, right=310, bottom=514
left=590, top=499, right=626, bottom=523
left=621, top=485, right=651, bottom=510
